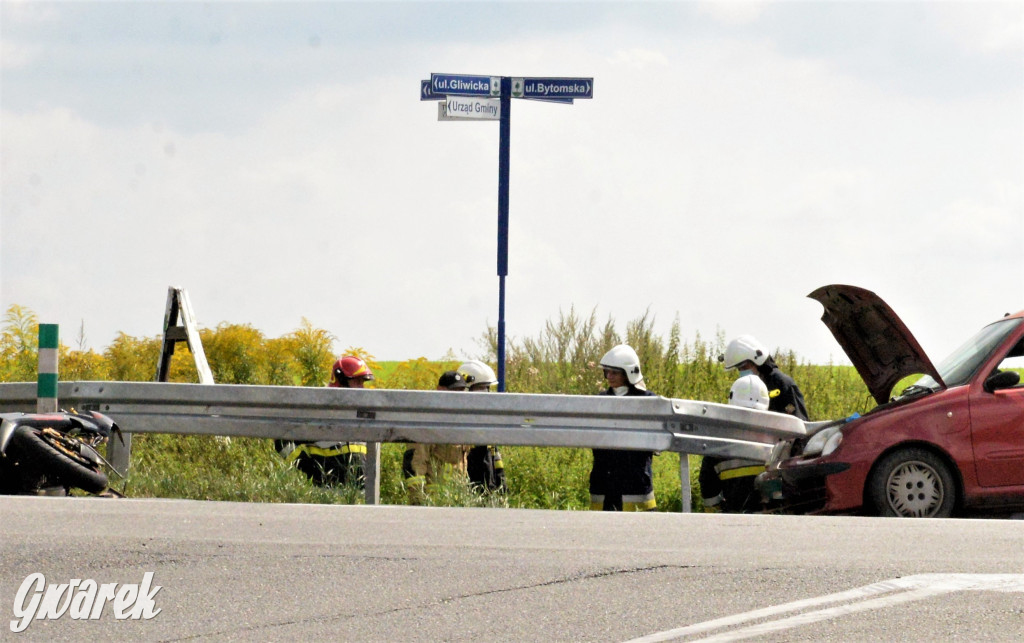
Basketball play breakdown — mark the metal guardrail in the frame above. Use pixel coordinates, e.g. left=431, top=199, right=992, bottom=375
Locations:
left=0, top=381, right=809, bottom=509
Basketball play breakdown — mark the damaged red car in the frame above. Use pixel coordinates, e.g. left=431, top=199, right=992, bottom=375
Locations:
left=759, top=284, right=1024, bottom=517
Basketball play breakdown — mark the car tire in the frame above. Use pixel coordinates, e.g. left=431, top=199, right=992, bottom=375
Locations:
left=867, top=447, right=956, bottom=518
left=5, top=426, right=108, bottom=494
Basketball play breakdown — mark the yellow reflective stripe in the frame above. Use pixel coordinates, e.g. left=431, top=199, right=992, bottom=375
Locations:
left=623, top=498, right=657, bottom=512
left=622, top=492, right=656, bottom=512
left=714, top=458, right=762, bottom=474
left=591, top=494, right=656, bottom=511
left=719, top=465, right=765, bottom=481
left=290, top=443, right=367, bottom=460
left=769, top=389, right=781, bottom=398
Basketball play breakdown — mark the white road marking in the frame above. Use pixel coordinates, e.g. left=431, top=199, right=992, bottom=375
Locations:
left=626, top=574, right=1024, bottom=643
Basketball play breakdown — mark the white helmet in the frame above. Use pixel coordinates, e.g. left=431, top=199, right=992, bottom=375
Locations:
left=721, top=335, right=769, bottom=370
left=729, top=374, right=770, bottom=410
left=599, top=344, right=644, bottom=386
left=458, top=360, right=497, bottom=390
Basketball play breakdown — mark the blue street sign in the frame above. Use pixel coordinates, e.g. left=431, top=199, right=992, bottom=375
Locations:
left=431, top=73, right=500, bottom=97
left=421, top=79, right=444, bottom=101
left=512, top=77, right=593, bottom=100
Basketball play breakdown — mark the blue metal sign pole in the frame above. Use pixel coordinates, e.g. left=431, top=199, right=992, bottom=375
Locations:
left=423, top=72, right=591, bottom=392
left=496, top=77, right=511, bottom=392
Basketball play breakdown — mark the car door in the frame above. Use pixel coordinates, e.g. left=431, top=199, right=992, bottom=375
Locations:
left=970, top=335, right=1024, bottom=487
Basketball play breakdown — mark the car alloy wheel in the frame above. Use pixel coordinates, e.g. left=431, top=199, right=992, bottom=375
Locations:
left=868, top=447, right=956, bottom=518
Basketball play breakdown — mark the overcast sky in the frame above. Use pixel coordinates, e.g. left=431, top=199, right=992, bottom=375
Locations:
left=2, top=1, right=1022, bottom=369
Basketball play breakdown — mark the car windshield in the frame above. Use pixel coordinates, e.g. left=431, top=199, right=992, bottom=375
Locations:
left=915, top=317, right=1023, bottom=389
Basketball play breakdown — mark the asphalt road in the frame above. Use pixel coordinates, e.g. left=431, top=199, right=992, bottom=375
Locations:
left=1, top=496, right=1022, bottom=641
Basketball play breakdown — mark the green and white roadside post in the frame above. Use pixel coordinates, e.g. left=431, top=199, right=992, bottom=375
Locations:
left=37, top=324, right=59, bottom=413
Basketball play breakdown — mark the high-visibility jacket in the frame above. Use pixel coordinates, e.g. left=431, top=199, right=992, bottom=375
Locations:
left=275, top=439, right=365, bottom=488
left=589, top=386, right=657, bottom=511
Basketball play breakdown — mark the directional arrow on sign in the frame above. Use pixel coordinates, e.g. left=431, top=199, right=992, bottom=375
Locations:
left=420, top=79, right=444, bottom=101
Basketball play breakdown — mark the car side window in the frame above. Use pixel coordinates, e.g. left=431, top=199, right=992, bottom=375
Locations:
left=995, top=338, right=1024, bottom=387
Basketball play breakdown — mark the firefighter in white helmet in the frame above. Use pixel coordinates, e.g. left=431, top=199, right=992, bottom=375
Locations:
left=276, top=355, right=373, bottom=488
left=699, top=374, right=772, bottom=513
left=589, top=344, right=658, bottom=511
left=458, top=360, right=506, bottom=493
left=720, top=335, right=808, bottom=420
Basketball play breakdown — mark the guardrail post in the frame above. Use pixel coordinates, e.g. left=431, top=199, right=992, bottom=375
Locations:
left=679, top=454, right=692, bottom=513
left=37, top=324, right=59, bottom=413
left=364, top=442, right=381, bottom=504
left=107, top=430, right=131, bottom=478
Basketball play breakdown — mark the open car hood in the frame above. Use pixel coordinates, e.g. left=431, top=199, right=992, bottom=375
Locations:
left=809, top=284, right=945, bottom=405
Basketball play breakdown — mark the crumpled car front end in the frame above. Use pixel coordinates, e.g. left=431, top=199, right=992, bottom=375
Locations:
left=759, top=418, right=859, bottom=514
left=759, top=384, right=958, bottom=514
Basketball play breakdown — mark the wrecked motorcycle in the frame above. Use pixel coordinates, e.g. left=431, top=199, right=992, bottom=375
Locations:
left=0, top=410, right=121, bottom=496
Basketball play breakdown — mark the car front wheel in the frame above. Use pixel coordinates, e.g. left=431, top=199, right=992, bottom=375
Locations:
left=867, top=448, right=956, bottom=518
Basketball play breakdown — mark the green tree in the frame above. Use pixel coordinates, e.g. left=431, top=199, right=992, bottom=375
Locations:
left=104, top=333, right=162, bottom=382
left=60, top=347, right=111, bottom=380
left=0, top=305, right=39, bottom=382
left=386, top=356, right=447, bottom=390
left=286, top=319, right=335, bottom=387
left=202, top=323, right=269, bottom=384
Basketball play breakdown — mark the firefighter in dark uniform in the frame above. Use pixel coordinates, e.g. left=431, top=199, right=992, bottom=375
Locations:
left=589, top=344, right=657, bottom=511
left=459, top=360, right=507, bottom=494
left=275, top=355, right=373, bottom=488
left=699, top=374, right=773, bottom=513
left=701, top=335, right=809, bottom=512
left=721, top=335, right=808, bottom=420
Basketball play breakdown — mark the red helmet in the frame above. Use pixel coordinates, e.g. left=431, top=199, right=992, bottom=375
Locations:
left=329, top=356, right=374, bottom=387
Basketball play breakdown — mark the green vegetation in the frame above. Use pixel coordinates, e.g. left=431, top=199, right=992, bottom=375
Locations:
left=2, top=304, right=876, bottom=510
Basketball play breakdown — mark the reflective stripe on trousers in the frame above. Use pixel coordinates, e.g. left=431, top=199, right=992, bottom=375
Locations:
left=589, top=492, right=657, bottom=512
left=714, top=459, right=765, bottom=481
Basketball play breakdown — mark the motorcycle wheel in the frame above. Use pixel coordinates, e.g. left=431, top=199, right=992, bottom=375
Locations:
left=6, top=426, right=108, bottom=494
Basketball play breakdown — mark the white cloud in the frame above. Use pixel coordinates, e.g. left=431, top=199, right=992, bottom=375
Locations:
left=696, top=0, right=765, bottom=25
left=607, top=48, right=670, bottom=70
left=933, top=2, right=1024, bottom=55
left=1, top=0, right=60, bottom=25
left=0, top=40, right=43, bottom=70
